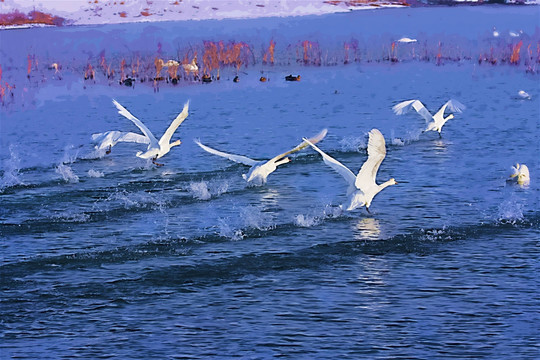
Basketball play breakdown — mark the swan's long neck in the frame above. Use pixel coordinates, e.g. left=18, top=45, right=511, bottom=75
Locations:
left=378, top=179, right=395, bottom=191
left=170, top=140, right=181, bottom=148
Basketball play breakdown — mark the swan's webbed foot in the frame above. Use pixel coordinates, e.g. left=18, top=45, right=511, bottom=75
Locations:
left=152, top=158, right=164, bottom=167
left=105, top=145, right=112, bottom=155
left=438, top=133, right=442, bottom=138
left=365, top=207, right=371, bottom=214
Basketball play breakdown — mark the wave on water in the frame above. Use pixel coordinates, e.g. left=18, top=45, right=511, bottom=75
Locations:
left=0, top=145, right=24, bottom=190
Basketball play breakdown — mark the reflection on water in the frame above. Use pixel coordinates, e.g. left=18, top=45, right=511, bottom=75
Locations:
left=353, top=217, right=381, bottom=241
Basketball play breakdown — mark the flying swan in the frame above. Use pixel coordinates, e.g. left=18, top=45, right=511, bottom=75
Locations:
left=509, top=163, right=530, bottom=186
left=303, top=129, right=397, bottom=213
left=392, top=99, right=465, bottom=137
left=195, top=129, right=328, bottom=185
left=112, top=99, right=190, bottom=166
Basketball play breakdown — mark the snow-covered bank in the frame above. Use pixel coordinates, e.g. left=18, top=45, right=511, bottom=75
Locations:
left=0, top=0, right=409, bottom=27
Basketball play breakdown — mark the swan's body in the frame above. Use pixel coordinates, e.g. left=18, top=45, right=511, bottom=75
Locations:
left=112, top=99, right=190, bottom=164
left=195, top=129, right=327, bottom=185
left=393, top=99, right=465, bottom=137
left=304, top=129, right=397, bottom=212
left=183, top=58, right=198, bottom=76
left=397, top=37, right=417, bottom=43
left=518, top=90, right=531, bottom=99
left=510, top=163, right=530, bottom=186
left=91, top=130, right=149, bottom=154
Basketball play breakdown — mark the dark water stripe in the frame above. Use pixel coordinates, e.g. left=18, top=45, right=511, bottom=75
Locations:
left=1, top=212, right=538, bottom=289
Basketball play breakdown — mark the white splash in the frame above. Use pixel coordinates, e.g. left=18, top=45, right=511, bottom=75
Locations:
left=55, top=163, right=79, bottom=183
left=88, top=169, right=104, bottom=178
left=0, top=145, right=23, bottom=190
left=294, top=214, right=321, bottom=227
left=217, top=218, right=244, bottom=240
left=190, top=181, right=212, bottom=200
left=339, top=136, right=366, bottom=152
left=497, top=197, right=524, bottom=223
left=189, top=180, right=229, bottom=200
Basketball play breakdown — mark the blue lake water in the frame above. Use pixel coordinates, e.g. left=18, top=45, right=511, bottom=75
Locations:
left=1, top=5, right=539, bottom=359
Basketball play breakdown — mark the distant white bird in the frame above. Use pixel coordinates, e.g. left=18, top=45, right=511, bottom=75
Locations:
left=493, top=27, right=500, bottom=38
left=183, top=57, right=198, bottom=77
left=510, top=163, right=530, bottom=186
left=397, top=37, right=417, bottom=43
left=518, top=90, right=531, bottom=99
left=195, top=129, right=328, bottom=185
left=112, top=99, right=190, bottom=166
left=91, top=130, right=150, bottom=154
left=509, top=30, right=523, bottom=37
left=304, top=129, right=397, bottom=213
left=392, top=99, right=466, bottom=137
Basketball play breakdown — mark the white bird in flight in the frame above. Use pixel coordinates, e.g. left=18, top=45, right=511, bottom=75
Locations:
left=112, top=99, right=190, bottom=166
left=91, top=130, right=149, bottom=154
left=510, top=163, right=530, bottom=186
left=304, top=129, right=397, bottom=213
left=195, top=129, right=328, bottom=185
left=392, top=99, right=465, bottom=137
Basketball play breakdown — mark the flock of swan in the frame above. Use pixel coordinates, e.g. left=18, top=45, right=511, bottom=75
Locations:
left=92, top=98, right=530, bottom=213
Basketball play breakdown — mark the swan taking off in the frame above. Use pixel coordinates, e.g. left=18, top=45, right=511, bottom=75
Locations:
left=112, top=99, right=190, bottom=166
left=393, top=99, right=465, bottom=137
left=91, top=131, right=150, bottom=154
left=195, top=129, right=328, bottom=185
left=510, top=163, right=530, bottom=186
left=303, top=129, right=397, bottom=213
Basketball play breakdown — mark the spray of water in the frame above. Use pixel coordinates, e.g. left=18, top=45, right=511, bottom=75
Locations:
left=0, top=145, right=23, bottom=190
left=88, top=169, right=104, bottom=178
left=339, top=136, right=366, bottom=152
left=55, top=163, right=80, bottom=183
left=189, top=180, right=229, bottom=200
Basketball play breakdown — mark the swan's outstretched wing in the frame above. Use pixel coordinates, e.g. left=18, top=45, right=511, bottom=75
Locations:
left=194, top=139, right=258, bottom=166
left=112, top=99, right=159, bottom=146
left=434, top=99, right=466, bottom=118
left=159, top=100, right=190, bottom=148
left=303, top=137, right=356, bottom=188
left=393, top=99, right=433, bottom=123
left=269, top=128, right=328, bottom=163
left=92, top=131, right=150, bottom=149
left=355, top=129, right=387, bottom=192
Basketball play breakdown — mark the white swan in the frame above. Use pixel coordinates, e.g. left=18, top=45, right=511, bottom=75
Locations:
left=112, top=99, right=190, bottom=166
left=91, top=130, right=150, bottom=154
left=393, top=99, right=465, bottom=137
left=397, top=37, right=417, bottom=43
left=195, top=129, right=328, bottom=185
left=510, top=163, right=530, bottom=186
left=303, top=129, right=397, bottom=213
left=518, top=90, right=531, bottom=100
